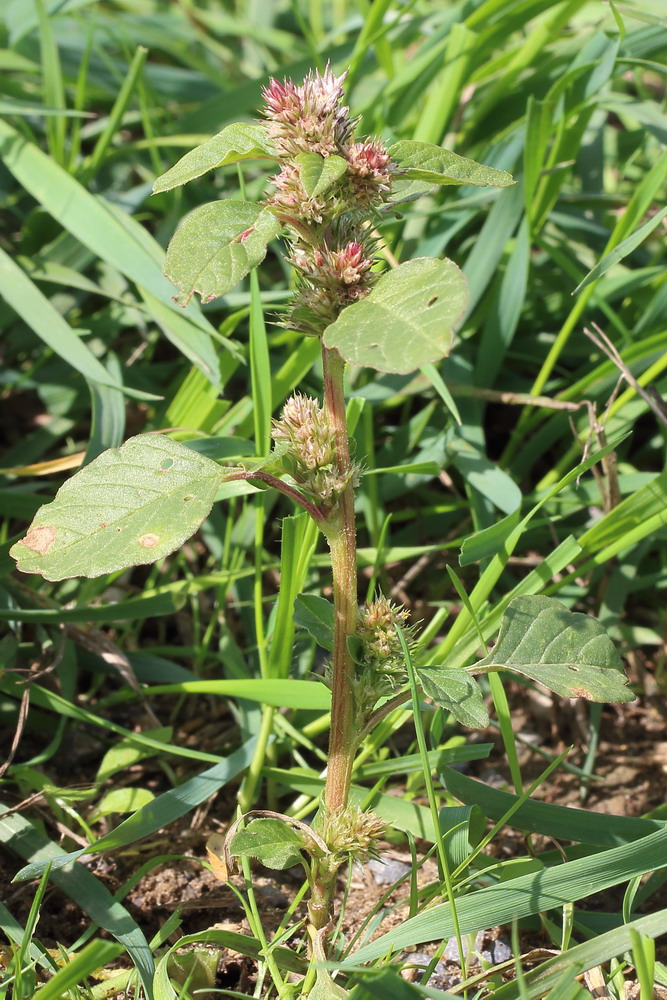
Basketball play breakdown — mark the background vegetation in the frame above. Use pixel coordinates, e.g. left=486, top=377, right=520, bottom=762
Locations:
left=1, top=0, right=666, bottom=997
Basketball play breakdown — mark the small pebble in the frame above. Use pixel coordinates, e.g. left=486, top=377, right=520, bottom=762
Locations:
left=401, top=952, right=431, bottom=978
left=367, top=857, right=412, bottom=885
left=491, top=937, right=512, bottom=963
left=444, top=931, right=492, bottom=964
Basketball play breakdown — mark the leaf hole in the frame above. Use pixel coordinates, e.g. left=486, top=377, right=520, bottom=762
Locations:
left=160, top=458, right=174, bottom=470
left=183, top=494, right=194, bottom=502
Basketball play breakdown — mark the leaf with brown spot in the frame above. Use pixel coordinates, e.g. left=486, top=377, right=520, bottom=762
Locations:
left=322, top=257, right=468, bottom=374
left=22, top=525, right=56, bottom=554
left=139, top=533, right=160, bottom=548
left=472, top=595, right=633, bottom=704
left=10, top=435, right=225, bottom=580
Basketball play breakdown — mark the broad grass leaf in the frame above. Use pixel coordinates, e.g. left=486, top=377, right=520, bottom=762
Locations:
left=0, top=120, right=222, bottom=389
left=294, top=152, right=347, bottom=198
left=492, top=909, right=667, bottom=1000
left=144, top=678, right=331, bottom=709
left=348, top=826, right=667, bottom=963
left=574, top=203, right=667, bottom=294
left=323, top=258, right=468, bottom=374
left=293, top=594, right=335, bottom=650
left=10, top=434, right=224, bottom=580
left=92, top=787, right=155, bottom=819
left=229, top=818, right=304, bottom=870
left=96, top=727, right=173, bottom=782
left=389, top=140, right=515, bottom=188
left=0, top=247, right=131, bottom=395
left=14, top=738, right=259, bottom=880
left=152, top=122, right=275, bottom=194
left=417, top=666, right=489, bottom=728
left=443, top=768, right=662, bottom=846
left=474, top=595, right=632, bottom=703
left=164, top=200, right=281, bottom=305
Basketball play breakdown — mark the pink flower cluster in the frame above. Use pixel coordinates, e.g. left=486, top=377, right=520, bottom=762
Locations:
left=262, top=66, right=394, bottom=228
left=259, top=66, right=395, bottom=335
left=293, top=242, right=373, bottom=289
left=288, top=239, right=376, bottom=336
left=262, top=67, right=353, bottom=158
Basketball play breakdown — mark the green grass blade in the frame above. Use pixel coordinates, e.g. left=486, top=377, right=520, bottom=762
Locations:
left=349, top=826, right=667, bottom=962
left=492, top=909, right=667, bottom=1000
left=82, top=45, right=149, bottom=182
left=443, top=768, right=663, bottom=846
left=13, top=736, right=258, bottom=881
left=0, top=247, right=133, bottom=395
left=33, top=940, right=123, bottom=1000
left=0, top=119, right=222, bottom=389
left=0, top=808, right=155, bottom=999
left=35, top=0, right=66, bottom=164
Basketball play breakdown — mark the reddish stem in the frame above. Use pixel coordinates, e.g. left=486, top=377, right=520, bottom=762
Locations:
left=321, top=346, right=358, bottom=813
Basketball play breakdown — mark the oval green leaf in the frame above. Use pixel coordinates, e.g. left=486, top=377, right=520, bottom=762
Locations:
left=164, top=199, right=281, bottom=305
left=474, top=595, right=633, bottom=703
left=229, top=818, right=304, bottom=870
left=323, top=257, right=468, bottom=374
left=417, top=666, right=489, bottom=729
left=10, top=434, right=224, bottom=581
left=294, top=152, right=347, bottom=198
left=293, top=594, right=335, bottom=651
left=389, top=140, right=515, bottom=188
left=152, top=122, right=276, bottom=194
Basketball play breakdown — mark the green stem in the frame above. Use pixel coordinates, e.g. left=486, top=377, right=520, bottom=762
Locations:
left=321, top=346, right=358, bottom=815
left=238, top=704, right=275, bottom=813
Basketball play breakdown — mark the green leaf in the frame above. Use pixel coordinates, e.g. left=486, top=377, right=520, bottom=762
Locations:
left=389, top=140, right=516, bottom=188
left=0, top=119, right=222, bottom=389
left=0, top=247, right=132, bottom=396
left=417, top=666, right=489, bottom=729
left=294, top=152, right=347, bottom=198
left=153, top=929, right=306, bottom=1000
left=293, top=594, right=335, bottom=650
left=13, top=738, right=259, bottom=880
left=350, top=970, right=430, bottom=1000
left=574, top=203, right=667, bottom=294
left=443, top=768, right=662, bottom=846
left=492, top=909, right=667, bottom=1000
left=474, top=596, right=632, bottom=703
left=152, top=122, right=275, bottom=194
left=310, top=971, right=351, bottom=999
left=32, top=941, right=124, bottom=1000
left=348, top=826, right=667, bottom=963
left=1, top=807, right=155, bottom=999
left=96, top=727, right=173, bottom=782
left=92, top=787, right=155, bottom=819
left=229, top=818, right=304, bottom=870
left=10, top=434, right=224, bottom=580
left=164, top=200, right=281, bottom=306
left=323, top=257, right=468, bottom=374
